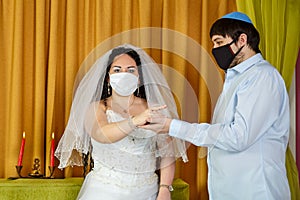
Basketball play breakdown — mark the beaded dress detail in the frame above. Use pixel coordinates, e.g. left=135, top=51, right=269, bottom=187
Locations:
left=76, top=110, right=159, bottom=200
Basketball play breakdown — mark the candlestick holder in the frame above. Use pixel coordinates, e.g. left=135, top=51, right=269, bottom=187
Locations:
left=15, top=165, right=23, bottom=178
left=48, top=166, right=55, bottom=178
left=28, top=158, right=43, bottom=178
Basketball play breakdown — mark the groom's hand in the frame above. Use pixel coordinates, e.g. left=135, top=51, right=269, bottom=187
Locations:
left=139, top=106, right=172, bottom=133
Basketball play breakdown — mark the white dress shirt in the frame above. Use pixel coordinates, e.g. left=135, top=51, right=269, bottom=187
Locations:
left=169, top=53, right=290, bottom=200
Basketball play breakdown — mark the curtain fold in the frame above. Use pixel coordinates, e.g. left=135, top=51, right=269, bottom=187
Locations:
left=237, top=1, right=300, bottom=200
left=0, top=0, right=48, bottom=178
left=237, top=0, right=300, bottom=90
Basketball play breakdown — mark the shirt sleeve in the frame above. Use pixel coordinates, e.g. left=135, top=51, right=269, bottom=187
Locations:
left=169, top=119, right=227, bottom=149
left=169, top=67, right=289, bottom=152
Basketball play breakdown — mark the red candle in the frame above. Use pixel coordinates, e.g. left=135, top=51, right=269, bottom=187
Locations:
left=17, top=132, right=26, bottom=166
left=50, top=132, right=55, bottom=167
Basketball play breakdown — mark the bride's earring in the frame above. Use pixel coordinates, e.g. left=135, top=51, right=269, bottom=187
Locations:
left=108, top=82, right=111, bottom=95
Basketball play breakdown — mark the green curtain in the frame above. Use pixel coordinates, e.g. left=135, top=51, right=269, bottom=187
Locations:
left=236, top=1, right=300, bottom=200
left=236, top=0, right=300, bottom=89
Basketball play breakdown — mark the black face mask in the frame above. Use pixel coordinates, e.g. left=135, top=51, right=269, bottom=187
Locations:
left=212, top=40, right=244, bottom=71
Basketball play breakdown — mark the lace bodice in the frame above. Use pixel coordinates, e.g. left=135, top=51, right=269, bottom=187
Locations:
left=91, top=110, right=157, bottom=174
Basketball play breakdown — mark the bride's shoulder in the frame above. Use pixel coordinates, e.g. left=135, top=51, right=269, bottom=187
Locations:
left=88, top=98, right=111, bottom=112
left=135, top=96, right=147, bottom=105
left=134, top=97, right=148, bottom=109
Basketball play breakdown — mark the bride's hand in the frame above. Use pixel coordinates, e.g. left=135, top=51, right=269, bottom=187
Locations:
left=137, top=105, right=171, bottom=133
left=156, top=188, right=171, bottom=200
left=132, top=105, right=167, bottom=127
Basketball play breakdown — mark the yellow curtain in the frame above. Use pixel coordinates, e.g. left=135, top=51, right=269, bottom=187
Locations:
left=0, top=0, right=48, bottom=179
left=0, top=1, right=238, bottom=200
left=236, top=1, right=300, bottom=200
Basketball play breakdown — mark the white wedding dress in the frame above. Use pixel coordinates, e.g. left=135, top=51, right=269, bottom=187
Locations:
left=77, top=110, right=159, bottom=200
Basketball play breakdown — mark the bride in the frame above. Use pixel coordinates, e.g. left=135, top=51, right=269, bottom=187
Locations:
left=55, top=44, right=188, bottom=200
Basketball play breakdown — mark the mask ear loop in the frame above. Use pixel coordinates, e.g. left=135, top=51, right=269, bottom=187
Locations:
left=234, top=45, right=244, bottom=56
left=230, top=33, right=245, bottom=56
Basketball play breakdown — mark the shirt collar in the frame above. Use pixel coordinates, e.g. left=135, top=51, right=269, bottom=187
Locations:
left=227, top=53, right=263, bottom=74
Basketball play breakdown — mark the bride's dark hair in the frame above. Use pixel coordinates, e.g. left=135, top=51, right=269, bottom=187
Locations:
left=100, top=47, right=146, bottom=100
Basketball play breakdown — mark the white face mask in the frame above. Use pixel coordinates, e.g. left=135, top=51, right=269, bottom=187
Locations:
left=109, top=73, right=139, bottom=96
